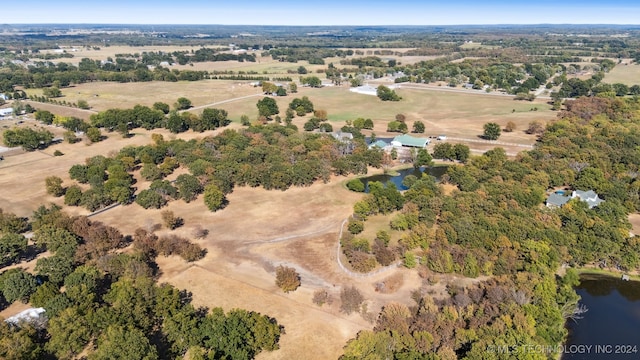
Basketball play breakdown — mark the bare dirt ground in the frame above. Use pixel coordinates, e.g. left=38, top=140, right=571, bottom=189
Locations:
left=629, top=213, right=640, bottom=237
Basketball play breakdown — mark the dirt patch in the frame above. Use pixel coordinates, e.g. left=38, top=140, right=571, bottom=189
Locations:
left=629, top=213, right=640, bottom=236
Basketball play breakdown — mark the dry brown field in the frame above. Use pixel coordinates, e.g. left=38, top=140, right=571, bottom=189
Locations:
left=24, top=80, right=264, bottom=114
left=630, top=213, right=640, bottom=237
left=23, top=78, right=556, bottom=146
left=603, top=61, right=640, bottom=86
left=38, top=45, right=205, bottom=65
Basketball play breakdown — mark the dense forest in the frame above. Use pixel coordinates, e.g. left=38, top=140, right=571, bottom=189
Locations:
left=339, top=95, right=640, bottom=359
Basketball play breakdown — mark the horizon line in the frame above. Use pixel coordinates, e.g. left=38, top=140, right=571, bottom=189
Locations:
left=2, top=23, right=640, bottom=27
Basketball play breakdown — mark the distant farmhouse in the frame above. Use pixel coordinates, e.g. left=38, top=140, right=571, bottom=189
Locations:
left=546, top=189, right=604, bottom=209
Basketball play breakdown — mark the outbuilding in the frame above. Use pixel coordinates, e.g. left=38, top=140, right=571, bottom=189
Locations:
left=391, top=134, right=430, bottom=148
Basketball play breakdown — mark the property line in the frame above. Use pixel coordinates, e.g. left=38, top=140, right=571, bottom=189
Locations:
left=183, top=93, right=263, bottom=112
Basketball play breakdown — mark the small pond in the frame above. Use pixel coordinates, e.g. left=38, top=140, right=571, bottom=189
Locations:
left=563, top=273, right=640, bottom=359
left=360, top=166, right=448, bottom=192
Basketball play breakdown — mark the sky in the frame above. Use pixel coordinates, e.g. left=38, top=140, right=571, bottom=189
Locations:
left=3, top=0, right=640, bottom=26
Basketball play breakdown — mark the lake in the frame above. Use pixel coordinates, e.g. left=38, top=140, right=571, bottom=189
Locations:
left=360, top=166, right=449, bottom=192
left=563, top=273, right=640, bottom=359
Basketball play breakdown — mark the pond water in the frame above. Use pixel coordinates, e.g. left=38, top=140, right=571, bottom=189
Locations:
left=563, top=274, right=640, bottom=360
left=360, top=166, right=448, bottom=192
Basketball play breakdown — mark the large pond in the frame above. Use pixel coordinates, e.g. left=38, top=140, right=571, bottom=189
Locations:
left=563, top=273, right=640, bottom=359
left=360, top=166, right=449, bottom=192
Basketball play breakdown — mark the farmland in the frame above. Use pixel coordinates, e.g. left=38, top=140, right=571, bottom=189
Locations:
left=2, top=24, right=640, bottom=359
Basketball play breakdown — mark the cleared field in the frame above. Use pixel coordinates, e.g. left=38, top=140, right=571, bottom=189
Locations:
left=630, top=214, right=640, bottom=236
left=23, top=79, right=555, bottom=146
left=304, top=85, right=554, bottom=143
left=25, top=80, right=263, bottom=114
left=37, top=45, right=205, bottom=65
left=604, top=62, right=640, bottom=86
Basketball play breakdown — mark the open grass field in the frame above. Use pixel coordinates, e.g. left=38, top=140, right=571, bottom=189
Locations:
left=24, top=80, right=264, bottom=114
left=603, top=61, right=640, bottom=86
left=23, top=79, right=556, bottom=148
left=38, top=45, right=205, bottom=65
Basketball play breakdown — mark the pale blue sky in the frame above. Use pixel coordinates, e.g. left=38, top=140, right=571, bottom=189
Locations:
left=4, top=1, right=640, bottom=25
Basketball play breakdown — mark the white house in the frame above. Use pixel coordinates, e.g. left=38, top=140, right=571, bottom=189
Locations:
left=5, top=308, right=46, bottom=325
left=0, top=108, right=14, bottom=117
left=546, top=189, right=604, bottom=209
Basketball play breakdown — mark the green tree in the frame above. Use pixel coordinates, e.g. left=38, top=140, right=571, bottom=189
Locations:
left=135, top=189, right=167, bottom=209
left=453, top=143, right=471, bottom=163
left=45, top=307, right=92, bottom=359
left=0, top=233, right=27, bottom=265
left=77, top=99, right=90, bottom=109
left=175, top=174, right=203, bottom=202
left=2, top=127, right=54, bottom=151
left=45, top=176, right=65, bottom=197
left=203, top=184, right=226, bottom=211
left=414, top=148, right=433, bottom=168
left=412, top=121, right=425, bottom=133
left=86, top=127, right=102, bottom=143
left=35, top=110, right=55, bottom=124
left=275, top=265, right=301, bottom=293
left=200, top=108, right=229, bottom=130
left=166, top=111, right=188, bottom=133
left=2, top=270, right=37, bottom=303
left=376, top=85, right=401, bottom=101
left=483, top=122, right=501, bottom=140
left=153, top=102, right=170, bottom=114
left=29, top=281, right=59, bottom=307
left=43, top=86, right=62, bottom=98
left=174, top=97, right=192, bottom=110
left=346, top=178, right=365, bottom=192
left=256, top=97, right=279, bottom=118
left=301, top=76, right=322, bottom=88
left=89, top=325, right=158, bottom=360
left=0, top=320, right=42, bottom=360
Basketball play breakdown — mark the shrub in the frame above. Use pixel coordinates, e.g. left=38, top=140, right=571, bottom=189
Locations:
left=53, top=150, right=64, bottom=156
left=340, top=286, right=364, bottom=314
left=275, top=265, right=301, bottom=293
left=161, top=210, right=183, bottom=230
left=312, top=289, right=333, bottom=306
left=346, top=178, right=365, bottom=192
left=347, top=220, right=364, bottom=235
